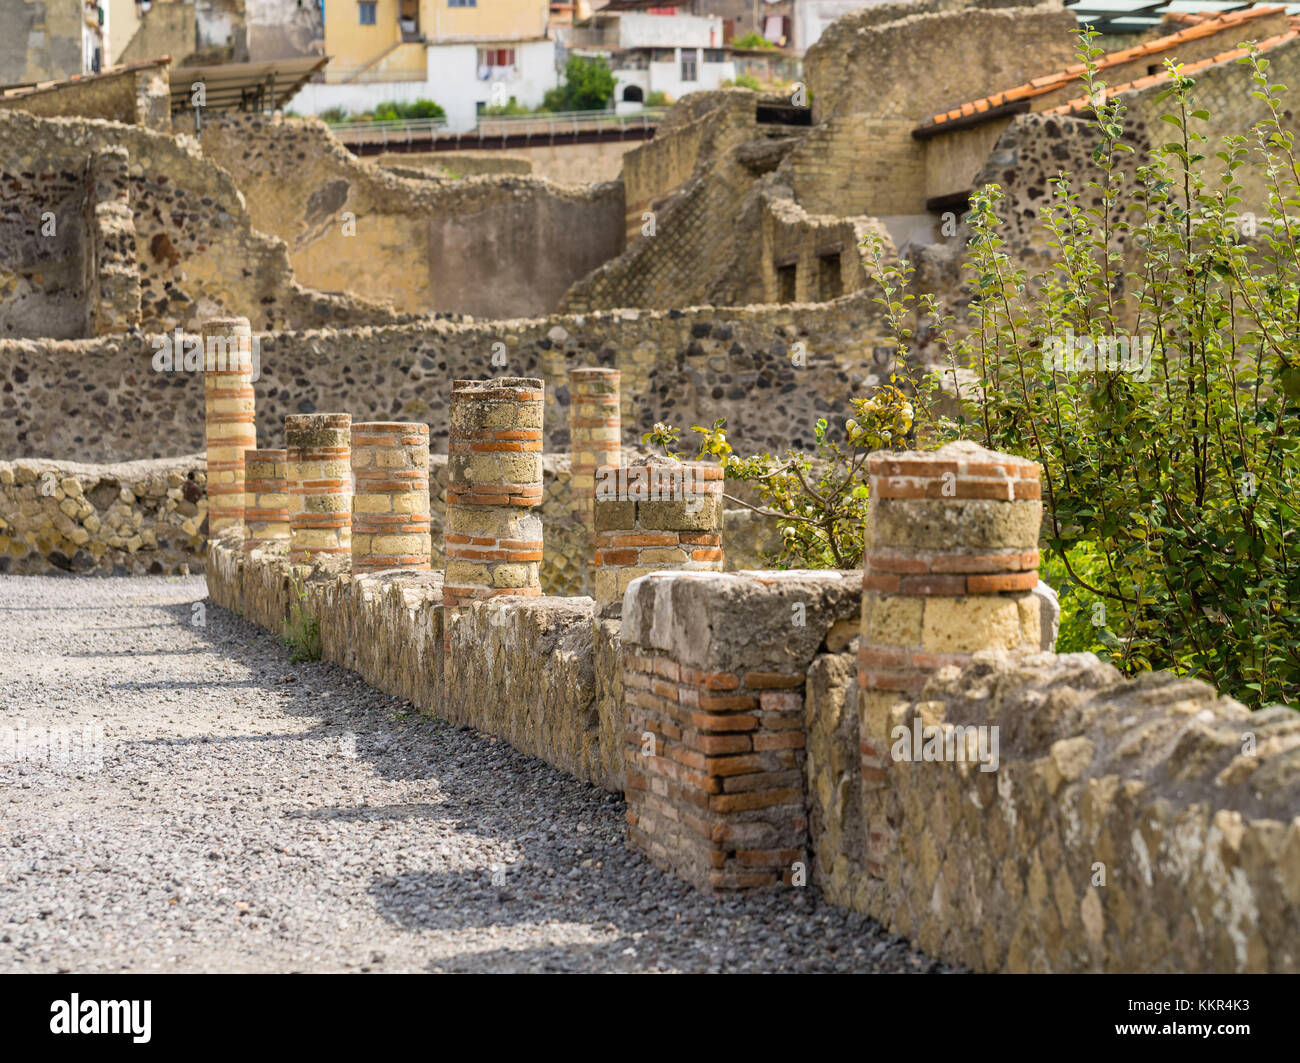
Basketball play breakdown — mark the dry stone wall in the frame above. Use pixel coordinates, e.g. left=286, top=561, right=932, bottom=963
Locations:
left=0, top=455, right=207, bottom=575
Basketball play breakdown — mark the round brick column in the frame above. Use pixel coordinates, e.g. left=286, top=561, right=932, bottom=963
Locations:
left=351, top=422, right=431, bottom=574
left=243, top=449, right=291, bottom=552
left=591, top=459, right=724, bottom=618
left=857, top=440, right=1043, bottom=877
left=285, top=413, right=352, bottom=564
left=202, top=316, right=255, bottom=537
left=443, top=377, right=544, bottom=608
left=568, top=367, right=621, bottom=530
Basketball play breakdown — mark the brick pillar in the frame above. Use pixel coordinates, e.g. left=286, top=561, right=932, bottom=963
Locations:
left=443, top=376, right=544, bottom=617
left=351, top=422, right=431, bottom=574
left=857, top=440, right=1043, bottom=877
left=202, top=316, right=255, bottom=537
left=568, top=367, right=621, bottom=531
left=285, top=413, right=352, bottom=564
left=243, top=449, right=291, bottom=553
left=591, top=459, right=724, bottom=618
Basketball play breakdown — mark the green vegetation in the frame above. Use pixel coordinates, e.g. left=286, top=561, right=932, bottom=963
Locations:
left=870, top=31, right=1300, bottom=707
left=731, top=32, right=777, bottom=51
left=723, top=73, right=762, bottom=91
left=541, top=55, right=617, bottom=112
left=317, top=98, right=446, bottom=124
left=283, top=566, right=322, bottom=662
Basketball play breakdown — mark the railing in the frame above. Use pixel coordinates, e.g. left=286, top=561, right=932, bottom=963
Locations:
left=326, top=108, right=666, bottom=147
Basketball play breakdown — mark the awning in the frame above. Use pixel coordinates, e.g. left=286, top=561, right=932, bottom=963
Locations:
left=169, top=55, right=330, bottom=114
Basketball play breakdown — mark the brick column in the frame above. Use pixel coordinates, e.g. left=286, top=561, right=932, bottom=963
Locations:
left=202, top=316, right=255, bottom=537
left=285, top=413, right=351, bottom=564
left=243, top=449, right=291, bottom=552
left=568, top=367, right=621, bottom=531
left=591, top=460, right=723, bottom=618
left=351, top=422, right=431, bottom=574
left=443, top=377, right=544, bottom=612
left=857, top=440, right=1042, bottom=877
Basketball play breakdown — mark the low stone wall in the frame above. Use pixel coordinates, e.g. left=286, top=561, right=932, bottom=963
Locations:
left=805, top=650, right=1300, bottom=972
left=0, top=455, right=207, bottom=574
left=205, top=534, right=613, bottom=789
left=206, top=525, right=1300, bottom=971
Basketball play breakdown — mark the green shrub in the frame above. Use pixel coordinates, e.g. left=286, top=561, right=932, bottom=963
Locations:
left=372, top=98, right=446, bottom=121
left=725, top=73, right=762, bottom=91
left=318, top=106, right=349, bottom=124
left=645, top=90, right=670, bottom=108
left=732, top=32, right=776, bottom=51
left=873, top=31, right=1300, bottom=707
left=545, top=55, right=616, bottom=112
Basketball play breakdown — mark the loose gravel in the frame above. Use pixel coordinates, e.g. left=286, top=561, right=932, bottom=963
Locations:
left=0, top=574, right=960, bottom=973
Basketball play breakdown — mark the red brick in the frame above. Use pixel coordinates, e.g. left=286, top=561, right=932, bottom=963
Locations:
left=753, top=732, right=805, bottom=751
left=742, top=671, right=804, bottom=690
left=966, top=570, right=1040, bottom=593
left=689, top=712, right=758, bottom=733
left=685, top=733, right=752, bottom=755
left=899, top=574, right=968, bottom=596
left=759, top=691, right=802, bottom=713
left=697, top=692, right=757, bottom=712
left=863, top=572, right=901, bottom=594
left=736, top=848, right=804, bottom=868
left=709, top=788, right=803, bottom=813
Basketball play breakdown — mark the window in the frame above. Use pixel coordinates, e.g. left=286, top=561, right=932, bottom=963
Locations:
left=622, top=85, right=644, bottom=103
left=776, top=263, right=796, bottom=303
left=818, top=253, right=842, bottom=300
left=358, top=1, right=375, bottom=24
left=703, top=50, right=726, bottom=64
left=449, top=0, right=476, bottom=6
left=650, top=48, right=673, bottom=63
left=681, top=49, right=697, bottom=82
left=477, top=48, right=517, bottom=81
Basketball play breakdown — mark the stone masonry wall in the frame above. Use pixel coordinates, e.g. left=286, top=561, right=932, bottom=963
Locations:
left=206, top=529, right=1300, bottom=971
left=0, top=455, right=207, bottom=575
left=199, top=114, right=626, bottom=319
left=0, top=109, right=409, bottom=340
left=0, top=296, right=895, bottom=465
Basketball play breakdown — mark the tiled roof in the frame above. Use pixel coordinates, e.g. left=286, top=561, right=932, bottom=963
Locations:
left=0, top=56, right=171, bottom=98
left=915, top=8, right=1287, bottom=132
left=1046, top=22, right=1299, bottom=115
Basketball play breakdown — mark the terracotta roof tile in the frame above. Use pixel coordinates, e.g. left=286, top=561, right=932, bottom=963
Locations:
left=915, top=9, right=1287, bottom=131
left=1044, top=28, right=1298, bottom=116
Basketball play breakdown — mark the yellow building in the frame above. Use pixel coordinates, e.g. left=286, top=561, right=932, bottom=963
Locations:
left=324, top=0, right=551, bottom=82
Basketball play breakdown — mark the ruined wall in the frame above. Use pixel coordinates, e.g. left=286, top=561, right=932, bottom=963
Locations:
left=205, top=477, right=1300, bottom=971
left=0, top=60, right=172, bottom=130
left=561, top=94, right=825, bottom=312
left=804, top=2, right=1077, bottom=124
left=0, top=455, right=207, bottom=574
left=375, top=140, right=638, bottom=185
left=807, top=650, right=1300, bottom=972
left=0, top=109, right=408, bottom=339
left=0, top=294, right=895, bottom=464
left=199, top=114, right=626, bottom=318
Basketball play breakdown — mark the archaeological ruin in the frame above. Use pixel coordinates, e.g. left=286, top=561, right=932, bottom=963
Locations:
left=3, top=0, right=1299, bottom=980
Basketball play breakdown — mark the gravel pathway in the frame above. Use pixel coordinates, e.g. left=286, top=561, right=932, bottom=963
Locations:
left=0, top=574, right=958, bottom=973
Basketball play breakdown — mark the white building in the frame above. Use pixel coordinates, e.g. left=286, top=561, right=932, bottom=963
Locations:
left=571, top=10, right=736, bottom=108
left=293, top=37, right=557, bottom=131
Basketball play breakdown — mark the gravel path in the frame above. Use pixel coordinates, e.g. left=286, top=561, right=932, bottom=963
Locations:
left=0, top=574, right=958, bottom=973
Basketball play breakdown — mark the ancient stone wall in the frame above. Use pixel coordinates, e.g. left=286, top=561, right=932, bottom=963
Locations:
left=0, top=295, right=895, bottom=466
left=0, top=455, right=207, bottom=574
left=0, top=59, right=172, bottom=130
left=204, top=436, right=1300, bottom=970
left=0, top=109, right=409, bottom=340
left=198, top=114, right=626, bottom=318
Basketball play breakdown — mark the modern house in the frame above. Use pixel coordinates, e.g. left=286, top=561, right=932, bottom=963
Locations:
left=293, top=0, right=558, bottom=130
left=0, top=0, right=106, bottom=83
left=571, top=1, right=737, bottom=106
